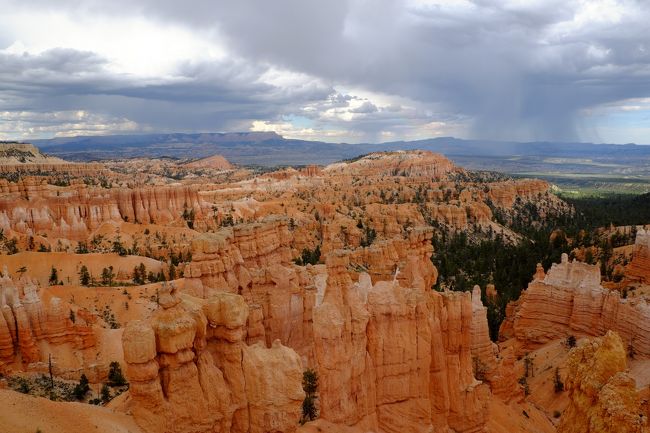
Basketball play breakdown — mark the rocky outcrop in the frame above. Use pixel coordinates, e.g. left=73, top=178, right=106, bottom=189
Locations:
left=184, top=217, right=292, bottom=296
left=0, top=268, right=96, bottom=373
left=0, top=180, right=206, bottom=240
left=122, top=284, right=304, bottom=433
left=324, top=150, right=457, bottom=179
left=310, top=250, right=489, bottom=433
left=487, top=179, right=549, bottom=208
left=505, top=254, right=650, bottom=357
left=184, top=154, right=234, bottom=170
left=627, top=227, right=650, bottom=283
left=558, top=331, right=648, bottom=433
left=181, top=214, right=501, bottom=432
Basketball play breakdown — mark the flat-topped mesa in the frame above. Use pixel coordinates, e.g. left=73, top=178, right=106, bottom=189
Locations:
left=558, top=331, right=648, bottom=433
left=324, top=150, right=458, bottom=179
left=627, top=227, right=650, bottom=283
left=0, top=143, right=65, bottom=165
left=0, top=269, right=96, bottom=374
left=0, top=182, right=206, bottom=240
left=0, top=143, right=105, bottom=175
left=122, top=284, right=304, bottom=433
left=504, top=253, right=650, bottom=357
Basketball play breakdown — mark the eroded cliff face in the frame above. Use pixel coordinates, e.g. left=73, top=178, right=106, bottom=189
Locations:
left=627, top=228, right=650, bottom=283
left=0, top=179, right=206, bottom=241
left=159, top=219, right=506, bottom=433
left=324, top=150, right=457, bottom=179
left=558, top=331, right=648, bottom=433
left=0, top=268, right=97, bottom=376
left=122, top=284, right=304, bottom=433
left=503, top=253, right=650, bottom=357
left=2, top=149, right=582, bottom=433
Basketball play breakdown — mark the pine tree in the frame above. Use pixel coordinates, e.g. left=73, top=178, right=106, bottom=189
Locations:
left=100, top=384, right=111, bottom=403
left=107, top=361, right=127, bottom=387
left=73, top=374, right=90, bottom=400
left=300, top=368, right=319, bottom=423
left=79, top=265, right=91, bottom=286
left=49, top=267, right=59, bottom=285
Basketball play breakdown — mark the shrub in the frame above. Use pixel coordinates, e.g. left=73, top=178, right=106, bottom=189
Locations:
left=107, top=361, right=127, bottom=387
left=49, top=266, right=59, bottom=286
left=100, top=384, right=111, bottom=403
left=78, top=265, right=90, bottom=286
left=73, top=374, right=90, bottom=400
left=566, top=335, right=577, bottom=348
left=300, top=368, right=319, bottom=423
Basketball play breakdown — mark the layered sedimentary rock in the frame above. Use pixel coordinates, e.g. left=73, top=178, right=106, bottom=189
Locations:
left=184, top=154, right=234, bottom=170
left=180, top=217, right=497, bottom=433
left=310, top=250, right=490, bottom=433
left=558, top=331, right=648, bottom=433
left=505, top=254, right=650, bottom=357
left=122, top=284, right=304, bottom=433
left=0, top=180, right=206, bottom=240
left=627, top=227, right=650, bottom=283
left=487, top=179, right=549, bottom=208
left=0, top=268, right=96, bottom=372
left=324, top=150, right=457, bottom=179
left=0, top=143, right=106, bottom=175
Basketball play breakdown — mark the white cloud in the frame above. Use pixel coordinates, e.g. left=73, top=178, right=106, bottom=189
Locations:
left=0, top=110, right=143, bottom=139
left=250, top=120, right=355, bottom=141
left=0, top=9, right=226, bottom=77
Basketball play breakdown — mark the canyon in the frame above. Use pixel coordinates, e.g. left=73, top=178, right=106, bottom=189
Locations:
left=0, top=146, right=648, bottom=433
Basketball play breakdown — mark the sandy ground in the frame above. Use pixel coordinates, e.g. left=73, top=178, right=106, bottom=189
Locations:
left=487, top=397, right=556, bottom=433
left=0, top=389, right=143, bottom=433
left=0, top=251, right=163, bottom=287
left=522, top=339, right=572, bottom=420
left=43, top=281, right=169, bottom=324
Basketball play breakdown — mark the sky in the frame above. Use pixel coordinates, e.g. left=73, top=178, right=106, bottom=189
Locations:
left=0, top=0, right=649, bottom=144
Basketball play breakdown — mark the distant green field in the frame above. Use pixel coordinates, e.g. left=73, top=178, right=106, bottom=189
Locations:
left=512, top=172, right=650, bottom=197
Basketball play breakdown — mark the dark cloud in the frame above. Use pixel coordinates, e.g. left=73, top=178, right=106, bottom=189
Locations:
left=350, top=101, right=378, bottom=114
left=2, top=0, right=650, bottom=141
left=0, top=47, right=333, bottom=134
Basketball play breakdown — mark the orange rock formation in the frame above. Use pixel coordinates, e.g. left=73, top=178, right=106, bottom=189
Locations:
left=627, top=228, right=650, bottom=283
left=0, top=267, right=96, bottom=375
left=122, top=283, right=304, bottom=433
left=503, top=253, right=650, bottom=357
left=558, top=331, right=648, bottom=433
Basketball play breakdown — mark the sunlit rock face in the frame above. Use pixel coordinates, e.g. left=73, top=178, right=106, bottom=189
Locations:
left=0, top=179, right=205, bottom=241
left=627, top=228, right=650, bottom=284
left=0, top=268, right=96, bottom=375
left=558, top=331, right=648, bottom=433
left=122, top=284, right=304, bottom=433
left=503, top=254, right=650, bottom=357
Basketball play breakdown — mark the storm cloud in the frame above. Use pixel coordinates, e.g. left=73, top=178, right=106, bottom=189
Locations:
left=1, top=0, right=649, bottom=142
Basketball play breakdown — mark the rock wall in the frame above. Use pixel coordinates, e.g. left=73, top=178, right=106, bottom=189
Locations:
left=0, top=268, right=96, bottom=374
left=180, top=219, right=497, bottom=433
left=122, top=284, right=304, bottom=433
left=0, top=180, right=205, bottom=240
left=627, top=228, right=650, bottom=283
left=558, top=331, right=648, bottom=433
left=324, top=150, right=457, bottom=179
left=487, top=179, right=549, bottom=208
left=505, top=254, right=650, bottom=357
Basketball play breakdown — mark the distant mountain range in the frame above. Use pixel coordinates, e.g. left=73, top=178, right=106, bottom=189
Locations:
left=32, top=132, right=650, bottom=175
